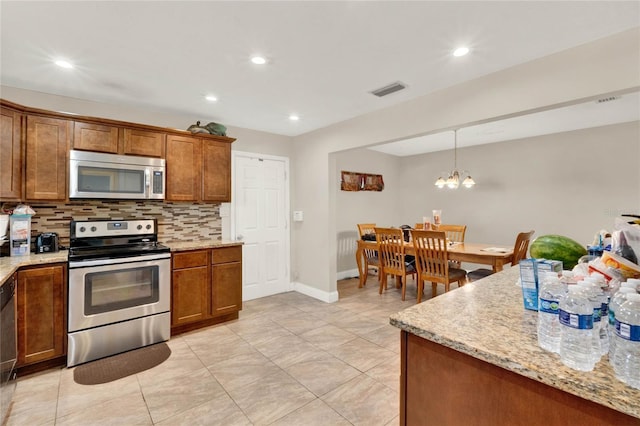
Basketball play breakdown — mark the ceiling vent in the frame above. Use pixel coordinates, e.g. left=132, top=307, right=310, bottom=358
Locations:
left=596, top=95, right=619, bottom=103
left=370, top=81, right=406, bottom=97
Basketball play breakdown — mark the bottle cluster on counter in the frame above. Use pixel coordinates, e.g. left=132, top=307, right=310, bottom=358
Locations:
left=532, top=266, right=640, bottom=388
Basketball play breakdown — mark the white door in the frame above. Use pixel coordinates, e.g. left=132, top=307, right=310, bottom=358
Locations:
left=232, top=151, right=290, bottom=301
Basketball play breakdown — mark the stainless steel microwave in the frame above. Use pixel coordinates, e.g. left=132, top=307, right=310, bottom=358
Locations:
left=69, top=150, right=165, bottom=200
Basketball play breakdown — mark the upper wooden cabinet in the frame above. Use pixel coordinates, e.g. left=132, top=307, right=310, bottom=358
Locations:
left=1, top=99, right=235, bottom=202
left=0, top=106, right=23, bottom=200
left=25, top=115, right=70, bottom=201
left=73, top=121, right=165, bottom=158
left=166, top=135, right=202, bottom=201
left=73, top=121, right=119, bottom=153
left=202, top=139, right=231, bottom=202
left=122, top=128, right=165, bottom=158
left=166, top=135, right=233, bottom=202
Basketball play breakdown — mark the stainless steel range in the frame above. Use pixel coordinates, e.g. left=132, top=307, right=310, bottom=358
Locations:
left=67, top=219, right=170, bottom=367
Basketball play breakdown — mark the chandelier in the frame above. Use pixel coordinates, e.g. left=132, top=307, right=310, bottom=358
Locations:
left=434, top=130, right=475, bottom=189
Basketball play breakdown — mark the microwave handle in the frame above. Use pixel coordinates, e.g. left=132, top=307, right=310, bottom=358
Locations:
left=144, top=169, right=150, bottom=196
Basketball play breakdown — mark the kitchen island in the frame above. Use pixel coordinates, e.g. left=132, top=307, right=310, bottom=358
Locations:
left=390, top=267, right=640, bottom=425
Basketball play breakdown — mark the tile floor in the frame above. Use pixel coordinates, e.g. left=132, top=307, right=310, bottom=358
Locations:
left=8, top=274, right=430, bottom=426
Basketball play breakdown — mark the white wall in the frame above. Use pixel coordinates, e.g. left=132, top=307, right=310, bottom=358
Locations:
left=334, top=149, right=402, bottom=275
left=399, top=121, right=640, bottom=247
left=293, top=28, right=640, bottom=300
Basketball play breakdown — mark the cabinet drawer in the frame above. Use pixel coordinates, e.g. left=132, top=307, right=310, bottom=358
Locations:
left=173, top=250, right=208, bottom=269
left=212, top=246, right=242, bottom=264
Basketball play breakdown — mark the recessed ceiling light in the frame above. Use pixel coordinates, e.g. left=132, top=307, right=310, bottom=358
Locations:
left=453, top=47, right=470, bottom=57
left=289, top=115, right=299, bottom=121
left=251, top=56, right=267, bottom=65
left=55, top=60, right=74, bottom=69
left=205, top=95, right=218, bottom=102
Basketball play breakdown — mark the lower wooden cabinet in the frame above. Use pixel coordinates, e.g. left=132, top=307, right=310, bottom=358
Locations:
left=171, top=250, right=210, bottom=326
left=212, top=246, right=242, bottom=316
left=171, top=246, right=242, bottom=334
left=16, top=264, right=66, bottom=367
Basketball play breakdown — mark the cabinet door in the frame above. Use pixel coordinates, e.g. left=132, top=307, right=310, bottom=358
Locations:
left=202, top=139, right=231, bottom=202
left=123, top=128, right=166, bottom=158
left=25, top=115, right=70, bottom=201
left=172, top=250, right=210, bottom=326
left=0, top=107, right=23, bottom=200
left=172, top=266, right=210, bottom=325
left=212, top=261, right=242, bottom=316
left=166, top=135, right=201, bottom=201
left=73, top=121, right=119, bottom=153
left=17, top=265, right=66, bottom=366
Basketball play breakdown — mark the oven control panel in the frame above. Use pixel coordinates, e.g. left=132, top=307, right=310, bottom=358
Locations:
left=72, top=219, right=156, bottom=238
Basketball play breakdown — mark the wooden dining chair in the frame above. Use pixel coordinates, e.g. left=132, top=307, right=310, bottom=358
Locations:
left=411, top=230, right=467, bottom=302
left=438, top=224, right=467, bottom=268
left=357, top=223, right=379, bottom=282
left=467, top=230, right=535, bottom=282
left=375, top=227, right=416, bottom=300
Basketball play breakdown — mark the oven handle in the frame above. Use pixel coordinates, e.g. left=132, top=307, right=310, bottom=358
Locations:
left=69, top=252, right=170, bottom=268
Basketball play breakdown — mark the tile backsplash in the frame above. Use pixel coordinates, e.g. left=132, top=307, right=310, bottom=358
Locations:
left=6, top=200, right=222, bottom=247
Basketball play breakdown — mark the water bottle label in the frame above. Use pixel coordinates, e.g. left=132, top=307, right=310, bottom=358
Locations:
left=601, top=303, right=608, bottom=319
left=559, top=309, right=593, bottom=330
left=539, top=298, right=559, bottom=314
left=615, top=320, right=640, bottom=342
left=593, top=307, right=602, bottom=322
left=609, top=309, right=616, bottom=326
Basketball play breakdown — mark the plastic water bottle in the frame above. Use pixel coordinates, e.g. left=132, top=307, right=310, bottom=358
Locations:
left=622, top=279, right=640, bottom=291
left=609, top=287, right=637, bottom=365
left=537, top=276, right=565, bottom=353
left=584, top=278, right=609, bottom=356
left=612, top=293, right=640, bottom=389
left=577, top=281, right=602, bottom=360
left=559, top=285, right=596, bottom=371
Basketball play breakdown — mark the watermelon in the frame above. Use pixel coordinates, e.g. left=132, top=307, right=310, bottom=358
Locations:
left=529, top=235, right=588, bottom=270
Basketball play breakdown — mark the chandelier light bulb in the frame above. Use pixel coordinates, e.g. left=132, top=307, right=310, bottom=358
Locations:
left=433, top=129, right=475, bottom=190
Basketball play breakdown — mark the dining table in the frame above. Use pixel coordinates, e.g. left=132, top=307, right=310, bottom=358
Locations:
left=355, top=239, right=514, bottom=288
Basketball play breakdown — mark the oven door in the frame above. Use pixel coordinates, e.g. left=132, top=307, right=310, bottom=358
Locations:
left=68, top=253, right=170, bottom=333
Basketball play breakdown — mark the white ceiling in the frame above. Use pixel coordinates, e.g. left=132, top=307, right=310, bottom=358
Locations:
left=1, top=1, right=639, bottom=137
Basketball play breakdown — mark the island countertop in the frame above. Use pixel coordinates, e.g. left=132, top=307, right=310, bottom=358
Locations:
left=390, top=266, right=640, bottom=420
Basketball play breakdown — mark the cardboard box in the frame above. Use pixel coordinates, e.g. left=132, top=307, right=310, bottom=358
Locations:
left=9, top=214, right=31, bottom=256
left=518, top=258, right=563, bottom=311
left=519, top=259, right=539, bottom=311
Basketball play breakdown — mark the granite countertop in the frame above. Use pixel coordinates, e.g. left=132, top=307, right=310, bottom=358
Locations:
left=0, top=251, right=68, bottom=283
left=0, top=240, right=243, bottom=282
left=165, top=240, right=243, bottom=252
left=390, top=266, right=640, bottom=419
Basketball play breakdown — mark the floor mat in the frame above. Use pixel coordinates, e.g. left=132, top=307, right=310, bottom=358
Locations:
left=73, top=342, right=171, bottom=385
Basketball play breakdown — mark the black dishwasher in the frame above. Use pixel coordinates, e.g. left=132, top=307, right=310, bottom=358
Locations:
left=0, top=274, right=16, bottom=423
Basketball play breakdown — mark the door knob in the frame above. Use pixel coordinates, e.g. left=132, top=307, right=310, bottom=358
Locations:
left=236, top=235, right=244, bottom=241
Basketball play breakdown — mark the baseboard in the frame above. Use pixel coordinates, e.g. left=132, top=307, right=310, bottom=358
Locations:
left=293, top=281, right=339, bottom=303
left=336, top=268, right=360, bottom=281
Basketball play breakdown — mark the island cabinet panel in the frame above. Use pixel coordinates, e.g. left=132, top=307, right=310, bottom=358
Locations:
left=73, top=121, right=119, bottom=153
left=17, top=265, right=66, bottom=367
left=165, top=135, right=202, bottom=201
left=211, top=246, right=242, bottom=316
left=25, top=115, right=70, bottom=201
left=202, top=139, right=231, bottom=202
left=122, top=128, right=165, bottom=158
left=0, top=106, right=23, bottom=200
left=171, top=250, right=209, bottom=326
left=400, top=331, right=637, bottom=426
